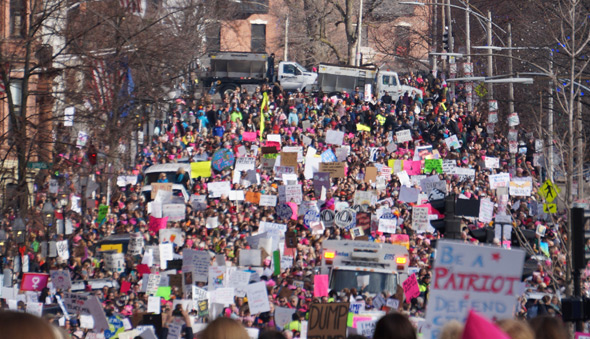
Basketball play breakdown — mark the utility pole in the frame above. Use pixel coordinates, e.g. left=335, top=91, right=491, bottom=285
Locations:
left=446, top=0, right=454, bottom=98
left=433, top=0, right=438, bottom=72
left=441, top=0, right=446, bottom=71
left=355, top=0, right=364, bottom=67
left=507, top=23, right=514, bottom=114
left=487, top=10, right=494, bottom=99
left=284, top=12, right=289, bottom=61
left=577, top=96, right=584, bottom=199
left=465, top=0, right=472, bottom=111
left=548, top=53, right=554, bottom=181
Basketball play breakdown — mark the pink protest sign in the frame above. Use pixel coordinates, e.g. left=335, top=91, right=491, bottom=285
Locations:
left=403, top=160, right=422, bottom=175
left=313, top=274, right=329, bottom=297
left=390, top=234, right=410, bottom=249
left=575, top=333, right=590, bottom=339
left=21, top=273, right=49, bottom=292
left=402, top=273, right=420, bottom=303
left=242, top=132, right=256, bottom=142
left=148, top=216, right=168, bottom=233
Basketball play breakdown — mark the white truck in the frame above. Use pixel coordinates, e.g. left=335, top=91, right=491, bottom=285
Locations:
left=321, top=240, right=409, bottom=296
left=199, top=52, right=317, bottom=97
left=316, top=63, right=421, bottom=101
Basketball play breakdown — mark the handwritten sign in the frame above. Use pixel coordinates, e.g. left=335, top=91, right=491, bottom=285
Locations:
left=319, top=162, right=345, bottom=178
left=424, top=241, right=524, bottom=339
left=308, top=303, right=349, bottom=339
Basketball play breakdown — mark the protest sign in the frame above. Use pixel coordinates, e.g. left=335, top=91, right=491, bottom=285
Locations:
left=104, top=252, right=125, bottom=273
left=280, top=152, right=298, bottom=168
left=396, top=129, right=412, bottom=143
left=335, top=209, right=356, bottom=230
left=162, top=204, right=186, bottom=222
left=319, top=162, right=345, bottom=178
left=50, top=270, right=72, bottom=290
left=246, top=281, right=271, bottom=314
left=424, top=241, right=525, bottom=339
left=489, top=173, right=511, bottom=190
left=190, top=162, right=211, bottom=178
left=484, top=156, right=500, bottom=169
left=235, top=157, right=256, bottom=171
left=326, top=130, right=345, bottom=145
left=509, top=177, right=533, bottom=196
left=444, top=135, right=461, bottom=150
left=308, top=303, right=349, bottom=339
left=378, top=218, right=397, bottom=234
left=479, top=198, right=494, bottom=223
left=129, top=233, right=144, bottom=255
left=412, top=206, right=430, bottom=232
left=207, top=181, right=231, bottom=198
left=259, top=195, right=277, bottom=207
left=211, top=149, right=235, bottom=171
left=402, top=273, right=420, bottom=303
left=182, top=249, right=210, bottom=283
left=21, top=273, right=49, bottom=292
left=313, top=274, right=329, bottom=297
left=424, top=159, right=443, bottom=174
left=239, top=249, right=262, bottom=267
left=151, top=183, right=172, bottom=199
left=275, top=307, right=296, bottom=330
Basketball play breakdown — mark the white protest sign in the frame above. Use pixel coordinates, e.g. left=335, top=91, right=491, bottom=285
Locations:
left=259, top=195, right=277, bottom=207
left=489, top=173, right=511, bottom=190
left=509, top=177, right=533, bottom=196
left=412, top=206, right=430, bottom=232
left=423, top=241, right=525, bottom=339
left=159, top=228, right=185, bottom=247
left=235, top=157, right=256, bottom=171
left=396, top=129, right=412, bottom=143
left=159, top=243, right=174, bottom=268
left=148, top=296, right=161, bottom=314
left=484, top=156, right=500, bottom=169
left=479, top=198, right=494, bottom=224
left=50, top=270, right=71, bottom=290
left=208, top=181, right=231, bottom=198
left=162, top=204, right=186, bottom=222
left=129, top=233, right=144, bottom=255
left=104, top=252, right=125, bottom=273
left=246, top=281, right=271, bottom=314
left=56, top=240, right=69, bottom=260
left=326, top=130, right=345, bottom=145
left=210, top=287, right=235, bottom=306
left=239, top=249, right=261, bottom=267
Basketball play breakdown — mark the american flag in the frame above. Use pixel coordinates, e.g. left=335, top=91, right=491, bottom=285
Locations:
left=89, top=58, right=134, bottom=114
left=90, top=59, right=123, bottom=112
left=119, top=0, right=146, bottom=17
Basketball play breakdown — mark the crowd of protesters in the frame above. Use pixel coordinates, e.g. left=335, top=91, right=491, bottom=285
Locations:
left=0, top=69, right=579, bottom=339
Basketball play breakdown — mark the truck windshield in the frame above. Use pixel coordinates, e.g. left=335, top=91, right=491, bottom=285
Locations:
left=330, top=269, right=397, bottom=295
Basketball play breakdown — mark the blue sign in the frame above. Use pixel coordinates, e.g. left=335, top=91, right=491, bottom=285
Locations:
left=211, top=149, right=235, bottom=172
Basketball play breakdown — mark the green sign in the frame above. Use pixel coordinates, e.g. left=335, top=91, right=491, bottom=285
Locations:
left=27, top=162, right=52, bottom=169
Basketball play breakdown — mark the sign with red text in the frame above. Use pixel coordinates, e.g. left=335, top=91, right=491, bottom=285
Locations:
left=423, top=241, right=524, bottom=339
left=402, top=273, right=421, bottom=304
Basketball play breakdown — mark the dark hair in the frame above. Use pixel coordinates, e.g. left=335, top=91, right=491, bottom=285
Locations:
left=258, top=329, right=287, bottom=339
left=373, top=313, right=417, bottom=339
left=528, top=316, right=567, bottom=339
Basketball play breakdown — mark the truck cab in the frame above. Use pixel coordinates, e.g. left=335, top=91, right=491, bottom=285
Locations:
left=278, top=61, right=317, bottom=92
left=377, top=71, right=421, bottom=102
left=321, top=240, right=409, bottom=296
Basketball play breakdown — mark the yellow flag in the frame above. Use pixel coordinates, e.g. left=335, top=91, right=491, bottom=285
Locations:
left=260, top=92, right=269, bottom=141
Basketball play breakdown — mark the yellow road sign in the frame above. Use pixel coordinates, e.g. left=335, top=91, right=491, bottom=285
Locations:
left=543, top=203, right=557, bottom=214
left=540, top=180, right=560, bottom=203
left=475, top=83, right=488, bottom=98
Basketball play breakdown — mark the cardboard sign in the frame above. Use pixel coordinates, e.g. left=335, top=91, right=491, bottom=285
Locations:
left=319, top=162, right=345, bottom=178
left=364, top=167, right=378, bottom=183
left=151, top=183, right=172, bottom=199
left=308, top=303, right=349, bottom=339
left=281, top=152, right=298, bottom=168
left=402, top=273, right=421, bottom=303
left=424, top=241, right=525, bottom=338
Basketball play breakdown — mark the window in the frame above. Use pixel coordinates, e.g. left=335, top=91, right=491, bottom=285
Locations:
left=251, top=24, right=266, bottom=53
left=283, top=64, right=296, bottom=75
left=10, top=0, right=26, bottom=38
left=205, top=23, right=221, bottom=52
left=382, top=76, right=390, bottom=85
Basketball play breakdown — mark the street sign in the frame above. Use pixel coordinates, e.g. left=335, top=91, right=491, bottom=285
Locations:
left=27, top=162, right=52, bottom=169
left=540, top=180, right=560, bottom=203
left=543, top=203, right=557, bottom=214
left=475, top=83, right=488, bottom=98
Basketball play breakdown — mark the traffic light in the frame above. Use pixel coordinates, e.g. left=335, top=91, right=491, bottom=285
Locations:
left=88, top=146, right=97, bottom=166
left=429, top=194, right=462, bottom=239
left=572, top=207, right=590, bottom=270
left=442, top=27, right=449, bottom=52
